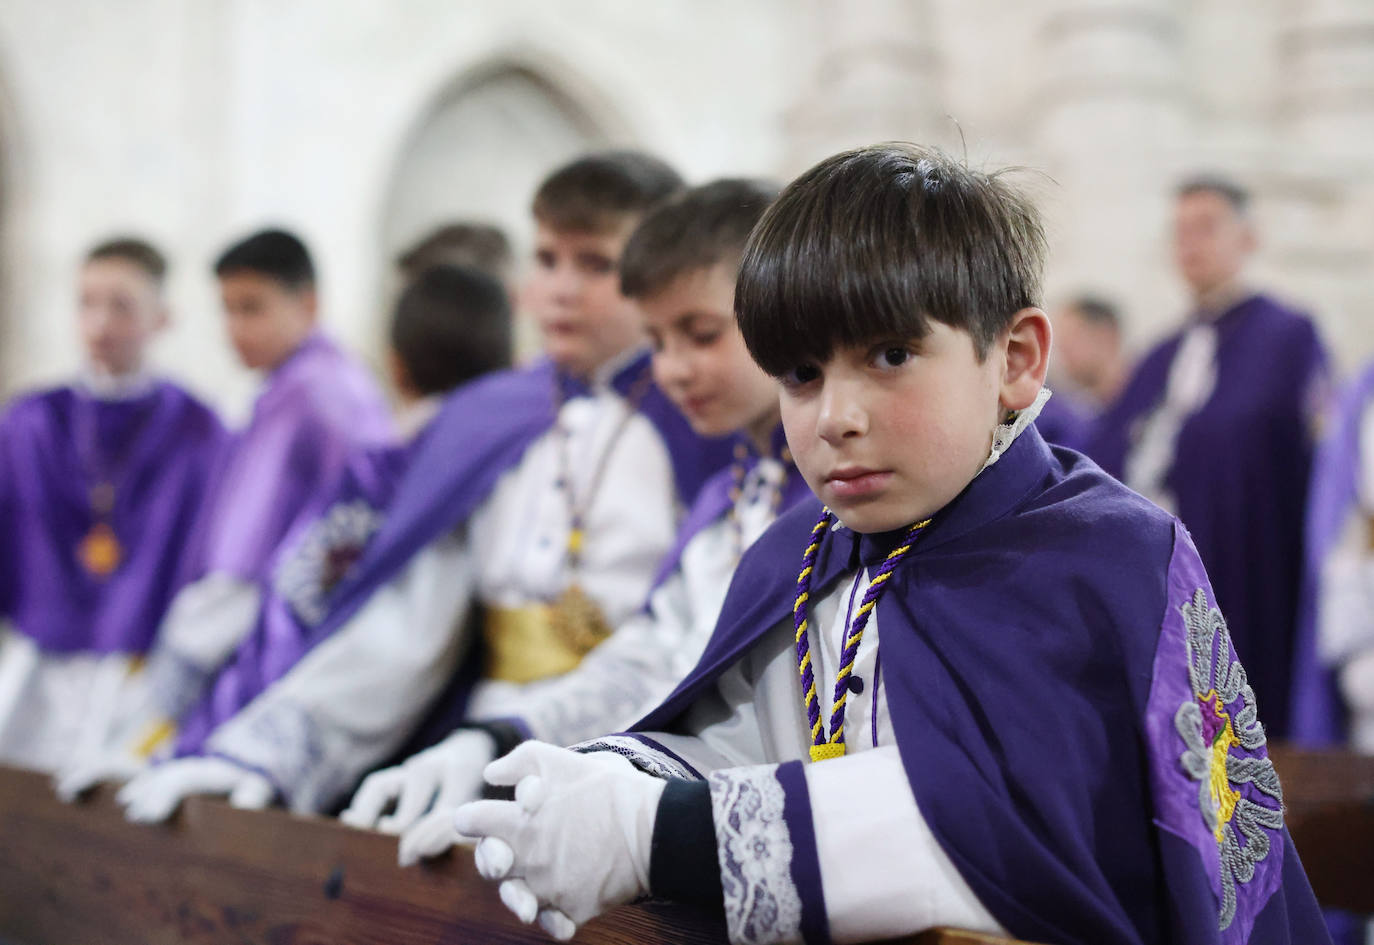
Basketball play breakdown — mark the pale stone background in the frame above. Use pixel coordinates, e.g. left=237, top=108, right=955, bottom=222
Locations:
left=0, top=0, right=1370, bottom=418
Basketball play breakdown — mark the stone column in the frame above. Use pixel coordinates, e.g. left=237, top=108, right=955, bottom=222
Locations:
left=1032, top=0, right=1188, bottom=344
left=782, top=0, right=944, bottom=174
left=1271, top=0, right=1374, bottom=370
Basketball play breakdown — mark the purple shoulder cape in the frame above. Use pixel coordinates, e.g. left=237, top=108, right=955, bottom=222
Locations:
left=177, top=352, right=731, bottom=754
left=1083, top=294, right=1329, bottom=737
left=190, top=332, right=396, bottom=585
left=1035, top=388, right=1092, bottom=451
left=0, top=381, right=227, bottom=654
left=649, top=424, right=811, bottom=589
left=634, top=431, right=1328, bottom=945
left=1289, top=362, right=1374, bottom=744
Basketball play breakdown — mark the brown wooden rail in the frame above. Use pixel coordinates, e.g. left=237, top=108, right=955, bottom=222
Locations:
left=0, top=746, right=1365, bottom=943
left=1268, top=743, right=1374, bottom=915
left=0, top=764, right=1030, bottom=945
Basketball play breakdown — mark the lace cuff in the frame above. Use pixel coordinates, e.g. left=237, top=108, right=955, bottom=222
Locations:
left=204, top=699, right=332, bottom=812
left=708, top=760, right=827, bottom=945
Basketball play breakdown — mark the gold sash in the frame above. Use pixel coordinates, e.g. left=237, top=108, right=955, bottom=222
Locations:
left=483, top=593, right=611, bottom=684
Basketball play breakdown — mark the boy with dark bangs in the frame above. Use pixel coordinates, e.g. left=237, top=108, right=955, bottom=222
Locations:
left=339, top=179, right=814, bottom=866
left=111, top=152, right=733, bottom=822
left=455, top=145, right=1328, bottom=945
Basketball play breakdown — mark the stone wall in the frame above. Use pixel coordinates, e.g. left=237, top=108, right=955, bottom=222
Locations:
left=0, top=0, right=1369, bottom=413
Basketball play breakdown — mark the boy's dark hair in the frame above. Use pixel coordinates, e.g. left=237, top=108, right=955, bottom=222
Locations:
left=85, top=237, right=168, bottom=285
left=737, top=143, right=1047, bottom=375
left=396, top=223, right=513, bottom=284
left=620, top=178, right=780, bottom=300
left=214, top=228, right=315, bottom=291
left=1066, top=294, right=1121, bottom=333
left=532, top=150, right=683, bottom=235
left=1176, top=174, right=1250, bottom=216
left=391, top=264, right=512, bottom=396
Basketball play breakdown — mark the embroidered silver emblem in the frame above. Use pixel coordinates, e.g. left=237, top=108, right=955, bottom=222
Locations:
left=1173, top=588, right=1284, bottom=931
left=272, top=500, right=382, bottom=627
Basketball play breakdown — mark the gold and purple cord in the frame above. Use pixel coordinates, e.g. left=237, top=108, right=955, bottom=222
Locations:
left=793, top=507, right=930, bottom=762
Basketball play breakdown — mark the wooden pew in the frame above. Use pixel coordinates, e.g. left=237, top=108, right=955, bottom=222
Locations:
left=5, top=747, right=1362, bottom=944
left=1268, top=743, right=1374, bottom=915
left=0, top=765, right=1030, bottom=945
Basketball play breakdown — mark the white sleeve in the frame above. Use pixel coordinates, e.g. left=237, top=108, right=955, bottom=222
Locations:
left=156, top=573, right=262, bottom=672
left=205, top=530, right=476, bottom=813
left=573, top=651, right=775, bottom=782
left=805, top=747, right=1004, bottom=942
left=702, top=748, right=1003, bottom=945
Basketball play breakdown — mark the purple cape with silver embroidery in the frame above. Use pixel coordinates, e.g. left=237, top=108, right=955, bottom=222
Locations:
left=189, top=332, right=396, bottom=585
left=0, top=382, right=226, bottom=654
left=1289, top=361, right=1374, bottom=745
left=173, top=441, right=409, bottom=754
left=176, top=352, right=733, bottom=754
left=1083, top=294, right=1327, bottom=738
left=635, top=428, right=1328, bottom=945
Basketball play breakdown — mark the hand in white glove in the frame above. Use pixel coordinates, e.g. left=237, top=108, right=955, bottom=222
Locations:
left=117, top=757, right=276, bottom=823
left=54, top=648, right=205, bottom=802
left=452, top=741, right=665, bottom=939
left=54, top=749, right=152, bottom=803
left=340, top=729, right=495, bottom=832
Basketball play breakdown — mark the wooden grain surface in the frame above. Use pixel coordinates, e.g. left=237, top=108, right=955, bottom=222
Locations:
left=0, top=764, right=1033, bottom=945
left=1268, top=744, right=1374, bottom=914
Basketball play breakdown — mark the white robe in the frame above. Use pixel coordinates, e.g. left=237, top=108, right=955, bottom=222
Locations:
left=465, top=455, right=791, bottom=747
left=205, top=370, right=681, bottom=812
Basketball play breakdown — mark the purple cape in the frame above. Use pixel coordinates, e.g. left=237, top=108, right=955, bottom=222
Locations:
left=190, top=332, right=396, bottom=585
left=649, top=423, right=813, bottom=589
left=1035, top=388, right=1092, bottom=451
left=1289, top=362, right=1374, bottom=745
left=635, top=429, right=1328, bottom=945
left=1083, top=294, right=1328, bottom=737
left=177, top=352, right=732, bottom=754
left=0, top=382, right=226, bottom=654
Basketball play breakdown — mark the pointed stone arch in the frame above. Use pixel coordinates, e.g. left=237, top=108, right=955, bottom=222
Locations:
left=376, top=52, right=638, bottom=356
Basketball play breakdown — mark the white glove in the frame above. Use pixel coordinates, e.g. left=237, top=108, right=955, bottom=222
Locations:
left=53, top=648, right=205, bottom=802
left=339, top=729, right=496, bottom=865
left=117, top=757, right=276, bottom=823
left=452, top=741, right=665, bottom=939
left=55, top=749, right=151, bottom=803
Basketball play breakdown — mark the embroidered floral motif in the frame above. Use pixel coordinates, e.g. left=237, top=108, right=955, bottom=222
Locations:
left=709, top=767, right=803, bottom=945
left=272, top=500, right=382, bottom=627
left=571, top=735, right=700, bottom=781
left=1174, top=587, right=1284, bottom=931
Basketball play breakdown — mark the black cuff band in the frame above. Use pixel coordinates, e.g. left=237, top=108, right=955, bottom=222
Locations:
left=650, top=778, right=724, bottom=909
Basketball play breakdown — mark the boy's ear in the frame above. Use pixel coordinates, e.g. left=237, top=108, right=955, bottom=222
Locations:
left=301, top=287, right=319, bottom=321
left=998, top=307, right=1051, bottom=412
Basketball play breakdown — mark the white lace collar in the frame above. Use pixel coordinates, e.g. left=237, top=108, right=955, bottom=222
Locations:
left=980, top=386, right=1051, bottom=473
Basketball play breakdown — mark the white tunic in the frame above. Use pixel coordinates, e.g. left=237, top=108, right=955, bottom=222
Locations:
left=465, top=456, right=791, bottom=746
left=206, top=370, right=681, bottom=812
